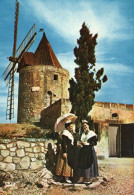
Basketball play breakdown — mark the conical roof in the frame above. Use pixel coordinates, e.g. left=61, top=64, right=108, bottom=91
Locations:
left=18, top=32, right=62, bottom=71
left=34, top=32, right=61, bottom=68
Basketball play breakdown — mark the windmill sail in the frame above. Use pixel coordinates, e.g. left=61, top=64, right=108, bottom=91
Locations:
left=4, top=24, right=37, bottom=84
left=3, top=0, right=37, bottom=121
left=16, top=23, right=36, bottom=59
left=6, top=70, right=15, bottom=120
left=6, top=0, right=19, bottom=120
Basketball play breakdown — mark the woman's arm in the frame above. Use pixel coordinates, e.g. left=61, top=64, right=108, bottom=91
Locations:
left=62, top=135, right=68, bottom=153
left=87, top=136, right=98, bottom=146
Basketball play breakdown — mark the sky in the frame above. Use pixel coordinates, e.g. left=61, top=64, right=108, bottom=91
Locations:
left=0, top=0, right=134, bottom=123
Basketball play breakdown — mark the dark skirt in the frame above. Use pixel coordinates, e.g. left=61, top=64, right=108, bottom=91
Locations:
left=78, top=147, right=99, bottom=178
left=78, top=145, right=93, bottom=169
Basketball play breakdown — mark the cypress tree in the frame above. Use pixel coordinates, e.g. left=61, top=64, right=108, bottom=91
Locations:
left=69, top=22, right=108, bottom=129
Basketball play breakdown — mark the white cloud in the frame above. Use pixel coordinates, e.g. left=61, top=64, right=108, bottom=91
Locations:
left=25, top=0, right=133, bottom=45
left=96, top=62, right=134, bottom=75
left=57, top=52, right=77, bottom=78
left=57, top=50, right=133, bottom=81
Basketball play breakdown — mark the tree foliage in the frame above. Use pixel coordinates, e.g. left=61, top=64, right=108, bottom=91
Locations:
left=69, top=23, right=108, bottom=126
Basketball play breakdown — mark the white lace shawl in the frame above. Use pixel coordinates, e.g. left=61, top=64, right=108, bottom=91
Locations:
left=62, top=130, right=74, bottom=145
left=81, top=130, right=97, bottom=145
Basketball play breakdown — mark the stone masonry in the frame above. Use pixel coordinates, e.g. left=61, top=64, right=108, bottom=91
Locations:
left=0, top=139, right=57, bottom=172
left=18, top=65, right=69, bottom=123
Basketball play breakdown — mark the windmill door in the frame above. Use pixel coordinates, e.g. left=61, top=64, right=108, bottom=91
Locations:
left=108, top=126, right=120, bottom=157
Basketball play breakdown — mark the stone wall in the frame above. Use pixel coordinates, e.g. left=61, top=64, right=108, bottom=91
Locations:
left=0, top=138, right=57, bottom=172
left=41, top=100, right=134, bottom=129
left=40, top=99, right=61, bottom=128
left=0, top=136, right=108, bottom=173
left=40, top=98, right=72, bottom=128
left=90, top=102, right=134, bottom=123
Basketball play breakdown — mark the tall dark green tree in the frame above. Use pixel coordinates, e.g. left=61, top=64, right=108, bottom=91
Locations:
left=69, top=23, right=108, bottom=127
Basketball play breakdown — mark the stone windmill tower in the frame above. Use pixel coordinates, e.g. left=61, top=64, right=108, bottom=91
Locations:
left=17, top=32, right=70, bottom=124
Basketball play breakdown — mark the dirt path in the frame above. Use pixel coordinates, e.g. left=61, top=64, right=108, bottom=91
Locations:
left=46, top=158, right=134, bottom=195
left=0, top=158, right=133, bottom=194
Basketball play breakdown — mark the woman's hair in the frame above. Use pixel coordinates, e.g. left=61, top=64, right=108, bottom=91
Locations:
left=65, top=122, right=72, bottom=128
left=82, top=120, right=89, bottom=125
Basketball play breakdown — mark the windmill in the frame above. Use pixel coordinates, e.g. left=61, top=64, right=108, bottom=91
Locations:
left=3, top=0, right=37, bottom=121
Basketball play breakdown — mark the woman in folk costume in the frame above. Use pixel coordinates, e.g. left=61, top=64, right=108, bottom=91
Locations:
left=55, top=120, right=75, bottom=183
left=77, top=120, right=99, bottom=183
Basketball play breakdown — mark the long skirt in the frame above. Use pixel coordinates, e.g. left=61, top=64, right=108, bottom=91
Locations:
left=78, top=147, right=99, bottom=178
left=55, top=147, right=73, bottom=177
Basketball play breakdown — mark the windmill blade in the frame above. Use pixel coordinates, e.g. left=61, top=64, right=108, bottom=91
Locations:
left=13, top=0, right=19, bottom=58
left=3, top=0, right=19, bottom=82
left=6, top=67, right=15, bottom=120
left=4, top=63, right=18, bottom=86
left=16, top=23, right=36, bottom=59
left=3, top=0, right=19, bottom=121
left=3, top=62, right=17, bottom=82
left=4, top=24, right=37, bottom=82
left=3, top=0, right=36, bottom=121
left=2, top=62, right=13, bottom=80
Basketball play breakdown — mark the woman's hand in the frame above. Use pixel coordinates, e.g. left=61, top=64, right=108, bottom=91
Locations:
left=83, top=141, right=90, bottom=145
left=77, top=141, right=84, bottom=147
left=63, top=153, right=67, bottom=159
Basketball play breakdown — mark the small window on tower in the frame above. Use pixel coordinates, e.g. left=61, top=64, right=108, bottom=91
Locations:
left=54, top=74, right=58, bottom=80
